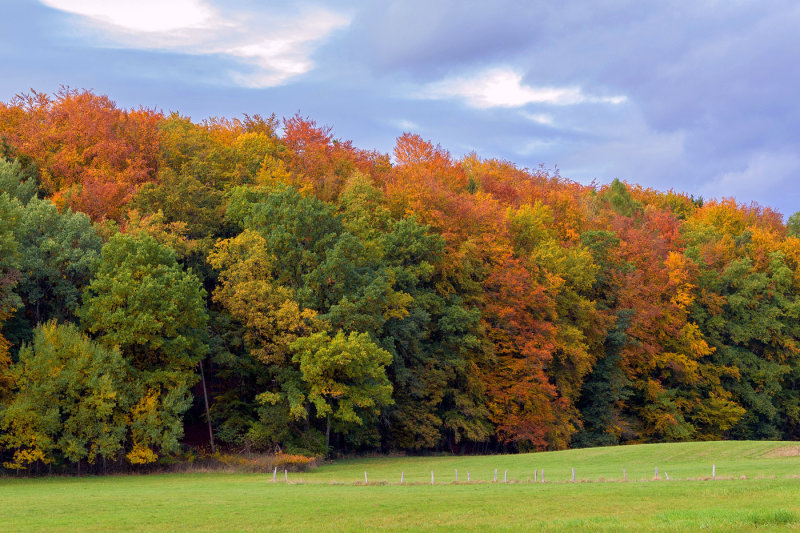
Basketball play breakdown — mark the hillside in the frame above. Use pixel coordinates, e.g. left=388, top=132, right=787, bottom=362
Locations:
left=1, top=88, right=800, bottom=472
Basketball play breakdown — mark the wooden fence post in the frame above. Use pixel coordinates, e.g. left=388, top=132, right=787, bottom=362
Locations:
left=364, top=471, right=368, bottom=484
left=273, top=467, right=277, bottom=482
left=401, top=471, right=404, bottom=484
left=431, top=470, right=435, bottom=485
left=494, top=468, right=498, bottom=482
left=572, top=467, right=575, bottom=482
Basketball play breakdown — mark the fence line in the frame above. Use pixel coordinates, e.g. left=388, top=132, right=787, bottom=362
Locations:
left=295, top=463, right=742, bottom=486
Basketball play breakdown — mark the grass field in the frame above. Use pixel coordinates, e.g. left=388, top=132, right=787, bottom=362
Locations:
left=4, top=441, right=800, bottom=531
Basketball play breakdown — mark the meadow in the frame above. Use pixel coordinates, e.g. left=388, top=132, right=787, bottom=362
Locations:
left=4, top=441, right=800, bottom=532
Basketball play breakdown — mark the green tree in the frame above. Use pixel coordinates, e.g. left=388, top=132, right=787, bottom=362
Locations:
left=572, top=310, right=633, bottom=447
left=0, top=193, right=22, bottom=400
left=339, top=178, right=489, bottom=450
left=602, top=179, right=643, bottom=218
left=288, top=330, right=394, bottom=450
left=15, top=198, right=101, bottom=324
left=80, top=232, right=208, bottom=373
left=0, top=321, right=130, bottom=471
left=787, top=211, right=800, bottom=238
left=692, top=253, right=800, bottom=439
left=245, top=185, right=343, bottom=291
left=0, top=158, right=37, bottom=204
left=80, top=232, right=208, bottom=462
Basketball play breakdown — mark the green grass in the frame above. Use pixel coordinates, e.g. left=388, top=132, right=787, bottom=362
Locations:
left=4, top=441, right=800, bottom=532
left=295, top=440, right=800, bottom=483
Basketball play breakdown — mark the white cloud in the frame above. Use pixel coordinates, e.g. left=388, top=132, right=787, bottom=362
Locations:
left=223, top=11, right=349, bottom=88
left=420, top=67, right=626, bottom=108
left=39, top=0, right=350, bottom=88
left=40, top=0, right=214, bottom=33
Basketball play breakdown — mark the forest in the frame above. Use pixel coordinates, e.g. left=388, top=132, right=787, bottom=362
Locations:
left=1, top=88, right=799, bottom=473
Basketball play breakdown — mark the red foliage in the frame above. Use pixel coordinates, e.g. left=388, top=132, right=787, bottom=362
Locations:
left=282, top=115, right=389, bottom=201
left=0, top=88, right=162, bottom=220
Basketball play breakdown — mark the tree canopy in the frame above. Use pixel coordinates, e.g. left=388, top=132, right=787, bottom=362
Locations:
left=1, top=88, right=799, bottom=471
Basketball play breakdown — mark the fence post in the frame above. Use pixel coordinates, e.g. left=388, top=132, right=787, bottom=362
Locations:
left=494, top=468, right=498, bottom=482
left=284, top=469, right=288, bottom=482
left=273, top=467, right=277, bottom=482
left=365, top=471, right=368, bottom=484
left=654, top=466, right=658, bottom=479
left=623, top=467, right=626, bottom=481
left=467, top=470, right=470, bottom=482
left=712, top=464, right=716, bottom=480
left=401, top=471, right=404, bottom=484
left=534, top=469, right=537, bottom=482
left=572, top=467, right=575, bottom=482
left=431, top=470, right=435, bottom=485
left=455, top=469, right=458, bottom=482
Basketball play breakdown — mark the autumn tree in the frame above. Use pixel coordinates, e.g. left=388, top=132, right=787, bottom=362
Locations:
left=0, top=321, right=130, bottom=471
left=80, top=233, right=208, bottom=462
left=208, top=229, right=321, bottom=367
left=286, top=330, right=393, bottom=450
left=0, top=88, right=162, bottom=220
left=338, top=176, right=490, bottom=450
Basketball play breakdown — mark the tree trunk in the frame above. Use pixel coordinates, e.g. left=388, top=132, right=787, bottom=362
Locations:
left=199, top=359, right=215, bottom=453
left=326, top=414, right=331, bottom=454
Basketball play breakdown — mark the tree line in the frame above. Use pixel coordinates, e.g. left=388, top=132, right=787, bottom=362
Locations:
left=1, top=88, right=799, bottom=472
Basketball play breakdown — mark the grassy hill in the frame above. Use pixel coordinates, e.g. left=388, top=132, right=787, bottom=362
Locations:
left=296, top=440, right=800, bottom=483
left=4, top=441, right=800, bottom=531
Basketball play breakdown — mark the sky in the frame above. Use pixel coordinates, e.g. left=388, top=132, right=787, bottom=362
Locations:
left=1, top=0, right=798, bottom=216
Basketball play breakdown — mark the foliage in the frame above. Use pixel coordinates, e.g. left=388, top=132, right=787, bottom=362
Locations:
left=0, top=321, right=130, bottom=469
left=0, top=192, right=21, bottom=400
left=79, top=232, right=208, bottom=463
left=3, top=88, right=800, bottom=466
left=289, top=330, right=393, bottom=437
left=80, top=232, right=208, bottom=373
left=0, top=157, right=37, bottom=204
left=14, top=198, right=101, bottom=325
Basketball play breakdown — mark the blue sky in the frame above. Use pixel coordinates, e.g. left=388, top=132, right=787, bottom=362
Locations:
left=2, top=0, right=798, bottom=216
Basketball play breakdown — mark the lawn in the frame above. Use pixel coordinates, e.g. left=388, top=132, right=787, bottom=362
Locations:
left=4, top=441, right=800, bottom=532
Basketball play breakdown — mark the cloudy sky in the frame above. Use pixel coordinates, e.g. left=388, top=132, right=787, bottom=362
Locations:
left=2, top=0, right=798, bottom=216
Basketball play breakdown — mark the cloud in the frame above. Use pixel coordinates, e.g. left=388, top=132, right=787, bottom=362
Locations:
left=419, top=68, right=626, bottom=108
left=38, top=0, right=350, bottom=87
left=15, top=1, right=800, bottom=216
left=40, top=0, right=214, bottom=33
left=220, top=10, right=350, bottom=88
left=391, top=119, right=419, bottom=131
left=341, top=0, right=543, bottom=77
left=521, top=112, right=555, bottom=126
